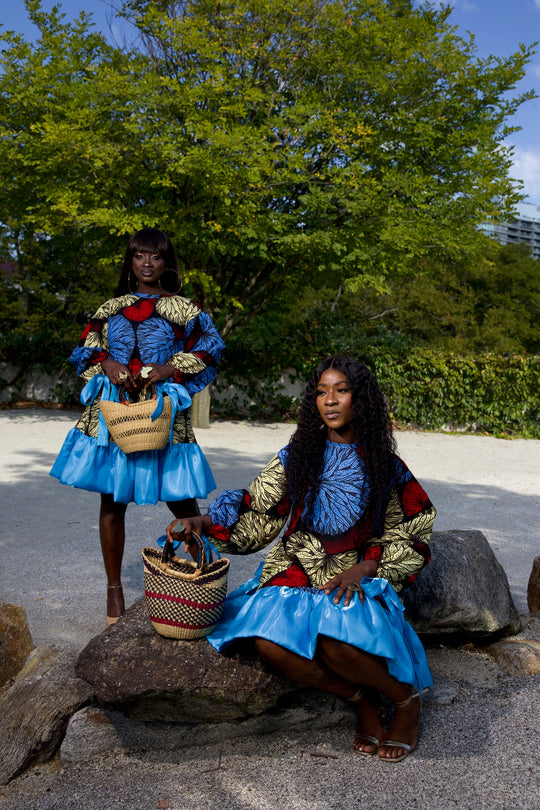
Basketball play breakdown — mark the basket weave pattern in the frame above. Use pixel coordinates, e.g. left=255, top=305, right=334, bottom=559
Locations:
left=99, top=396, right=172, bottom=454
left=142, top=546, right=230, bottom=639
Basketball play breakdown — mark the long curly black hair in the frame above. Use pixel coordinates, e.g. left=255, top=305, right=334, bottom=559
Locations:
left=116, top=227, right=182, bottom=296
left=285, top=355, right=396, bottom=532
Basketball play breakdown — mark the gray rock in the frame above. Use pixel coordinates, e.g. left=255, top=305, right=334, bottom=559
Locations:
left=60, top=692, right=352, bottom=764
left=403, top=530, right=521, bottom=639
left=76, top=600, right=299, bottom=722
left=0, top=646, right=94, bottom=785
left=0, top=600, right=34, bottom=690
left=486, top=638, right=540, bottom=675
left=423, top=673, right=460, bottom=706
left=527, top=555, right=540, bottom=615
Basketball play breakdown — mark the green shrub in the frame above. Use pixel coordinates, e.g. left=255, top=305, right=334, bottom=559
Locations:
left=214, top=350, right=539, bottom=438
left=370, top=350, right=539, bottom=438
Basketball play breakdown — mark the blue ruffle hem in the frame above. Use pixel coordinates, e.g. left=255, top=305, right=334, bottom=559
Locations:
left=207, top=567, right=432, bottom=693
left=49, top=427, right=216, bottom=505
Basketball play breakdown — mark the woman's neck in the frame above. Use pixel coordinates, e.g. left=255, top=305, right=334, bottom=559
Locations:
left=326, top=425, right=354, bottom=444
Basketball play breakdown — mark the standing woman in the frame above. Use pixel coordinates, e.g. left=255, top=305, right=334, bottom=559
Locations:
left=168, top=356, right=436, bottom=761
left=51, top=227, right=225, bottom=625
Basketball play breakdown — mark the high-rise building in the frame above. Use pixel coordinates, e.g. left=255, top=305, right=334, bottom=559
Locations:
left=479, top=201, right=540, bottom=260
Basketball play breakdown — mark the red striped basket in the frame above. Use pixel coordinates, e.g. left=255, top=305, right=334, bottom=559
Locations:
left=142, top=533, right=229, bottom=640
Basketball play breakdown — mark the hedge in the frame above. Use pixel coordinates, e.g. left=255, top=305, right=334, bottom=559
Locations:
left=370, top=350, right=539, bottom=438
left=213, top=350, right=539, bottom=438
left=3, top=350, right=537, bottom=439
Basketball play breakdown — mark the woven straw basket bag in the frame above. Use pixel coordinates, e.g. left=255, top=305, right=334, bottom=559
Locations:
left=142, top=532, right=230, bottom=640
left=99, top=385, right=172, bottom=454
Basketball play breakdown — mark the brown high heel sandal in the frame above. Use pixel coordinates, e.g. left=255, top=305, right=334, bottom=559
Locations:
left=106, top=584, right=125, bottom=627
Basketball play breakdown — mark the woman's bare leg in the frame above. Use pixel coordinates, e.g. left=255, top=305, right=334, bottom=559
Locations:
left=254, top=635, right=420, bottom=758
left=254, top=637, right=357, bottom=696
left=100, top=494, right=127, bottom=621
left=318, top=636, right=420, bottom=760
left=167, top=499, right=201, bottom=519
left=100, top=497, right=199, bottom=622
left=254, top=637, right=384, bottom=755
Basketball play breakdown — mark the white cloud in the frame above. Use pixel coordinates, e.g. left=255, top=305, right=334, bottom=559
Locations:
left=510, top=146, right=540, bottom=204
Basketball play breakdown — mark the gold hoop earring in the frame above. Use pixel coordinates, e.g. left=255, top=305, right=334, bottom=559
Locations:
left=128, top=270, right=138, bottom=293
left=160, top=269, right=182, bottom=295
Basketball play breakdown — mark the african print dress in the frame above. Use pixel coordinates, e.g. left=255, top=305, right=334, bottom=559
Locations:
left=206, top=441, right=436, bottom=692
left=50, top=292, right=224, bottom=505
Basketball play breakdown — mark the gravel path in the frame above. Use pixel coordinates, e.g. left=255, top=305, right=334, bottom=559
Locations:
left=0, top=410, right=539, bottom=809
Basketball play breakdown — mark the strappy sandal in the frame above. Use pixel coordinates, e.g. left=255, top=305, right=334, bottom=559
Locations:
left=106, top=584, right=124, bottom=627
left=349, top=688, right=382, bottom=757
left=354, top=732, right=381, bottom=757
left=378, top=688, right=420, bottom=763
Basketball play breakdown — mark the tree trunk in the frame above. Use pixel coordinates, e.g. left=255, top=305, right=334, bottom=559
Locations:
left=190, top=386, right=211, bottom=429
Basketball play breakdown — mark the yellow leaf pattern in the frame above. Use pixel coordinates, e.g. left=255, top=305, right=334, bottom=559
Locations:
left=211, top=455, right=289, bottom=555
left=249, top=455, right=289, bottom=513
left=156, top=296, right=200, bottom=324
left=167, top=352, right=206, bottom=375
left=376, top=542, right=428, bottom=590
left=369, top=491, right=436, bottom=589
left=284, top=531, right=358, bottom=587
left=210, top=454, right=436, bottom=592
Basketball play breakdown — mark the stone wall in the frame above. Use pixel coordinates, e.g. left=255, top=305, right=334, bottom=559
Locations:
left=0, top=363, right=304, bottom=414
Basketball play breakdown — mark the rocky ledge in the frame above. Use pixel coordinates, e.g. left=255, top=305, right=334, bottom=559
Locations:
left=1, top=533, right=539, bottom=786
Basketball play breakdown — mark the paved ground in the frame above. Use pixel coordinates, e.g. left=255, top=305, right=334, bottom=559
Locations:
left=0, top=410, right=539, bottom=809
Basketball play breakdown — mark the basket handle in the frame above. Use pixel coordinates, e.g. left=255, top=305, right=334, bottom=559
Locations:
left=118, top=383, right=158, bottom=404
left=160, top=529, right=207, bottom=580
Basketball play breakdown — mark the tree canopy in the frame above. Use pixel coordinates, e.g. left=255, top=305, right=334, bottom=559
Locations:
left=0, top=0, right=536, bottom=359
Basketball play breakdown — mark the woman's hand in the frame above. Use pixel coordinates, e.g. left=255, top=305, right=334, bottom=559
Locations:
left=137, top=363, right=176, bottom=388
left=166, top=514, right=213, bottom=556
left=101, top=358, right=137, bottom=390
left=320, top=560, right=378, bottom=606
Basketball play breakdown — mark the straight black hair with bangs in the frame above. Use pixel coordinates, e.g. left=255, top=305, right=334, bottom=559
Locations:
left=116, top=227, right=181, bottom=295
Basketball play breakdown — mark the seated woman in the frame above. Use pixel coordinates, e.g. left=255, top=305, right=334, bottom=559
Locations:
left=167, top=355, right=436, bottom=762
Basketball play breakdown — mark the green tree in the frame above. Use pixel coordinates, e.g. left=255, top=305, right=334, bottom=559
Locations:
left=467, top=243, right=540, bottom=353
left=0, top=0, right=536, bottom=363
left=223, top=238, right=540, bottom=383
left=360, top=241, right=540, bottom=354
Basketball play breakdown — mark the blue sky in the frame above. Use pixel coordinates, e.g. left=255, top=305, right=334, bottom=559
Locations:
left=2, top=0, right=540, bottom=203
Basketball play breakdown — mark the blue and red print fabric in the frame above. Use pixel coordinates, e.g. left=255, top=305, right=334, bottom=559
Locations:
left=208, top=446, right=433, bottom=591
left=71, top=294, right=223, bottom=394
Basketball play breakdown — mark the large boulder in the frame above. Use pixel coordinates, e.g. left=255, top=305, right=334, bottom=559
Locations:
left=403, top=530, right=521, bottom=639
left=76, top=600, right=299, bottom=723
left=0, top=600, right=34, bottom=690
left=0, top=646, right=93, bottom=785
left=77, top=531, right=522, bottom=723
